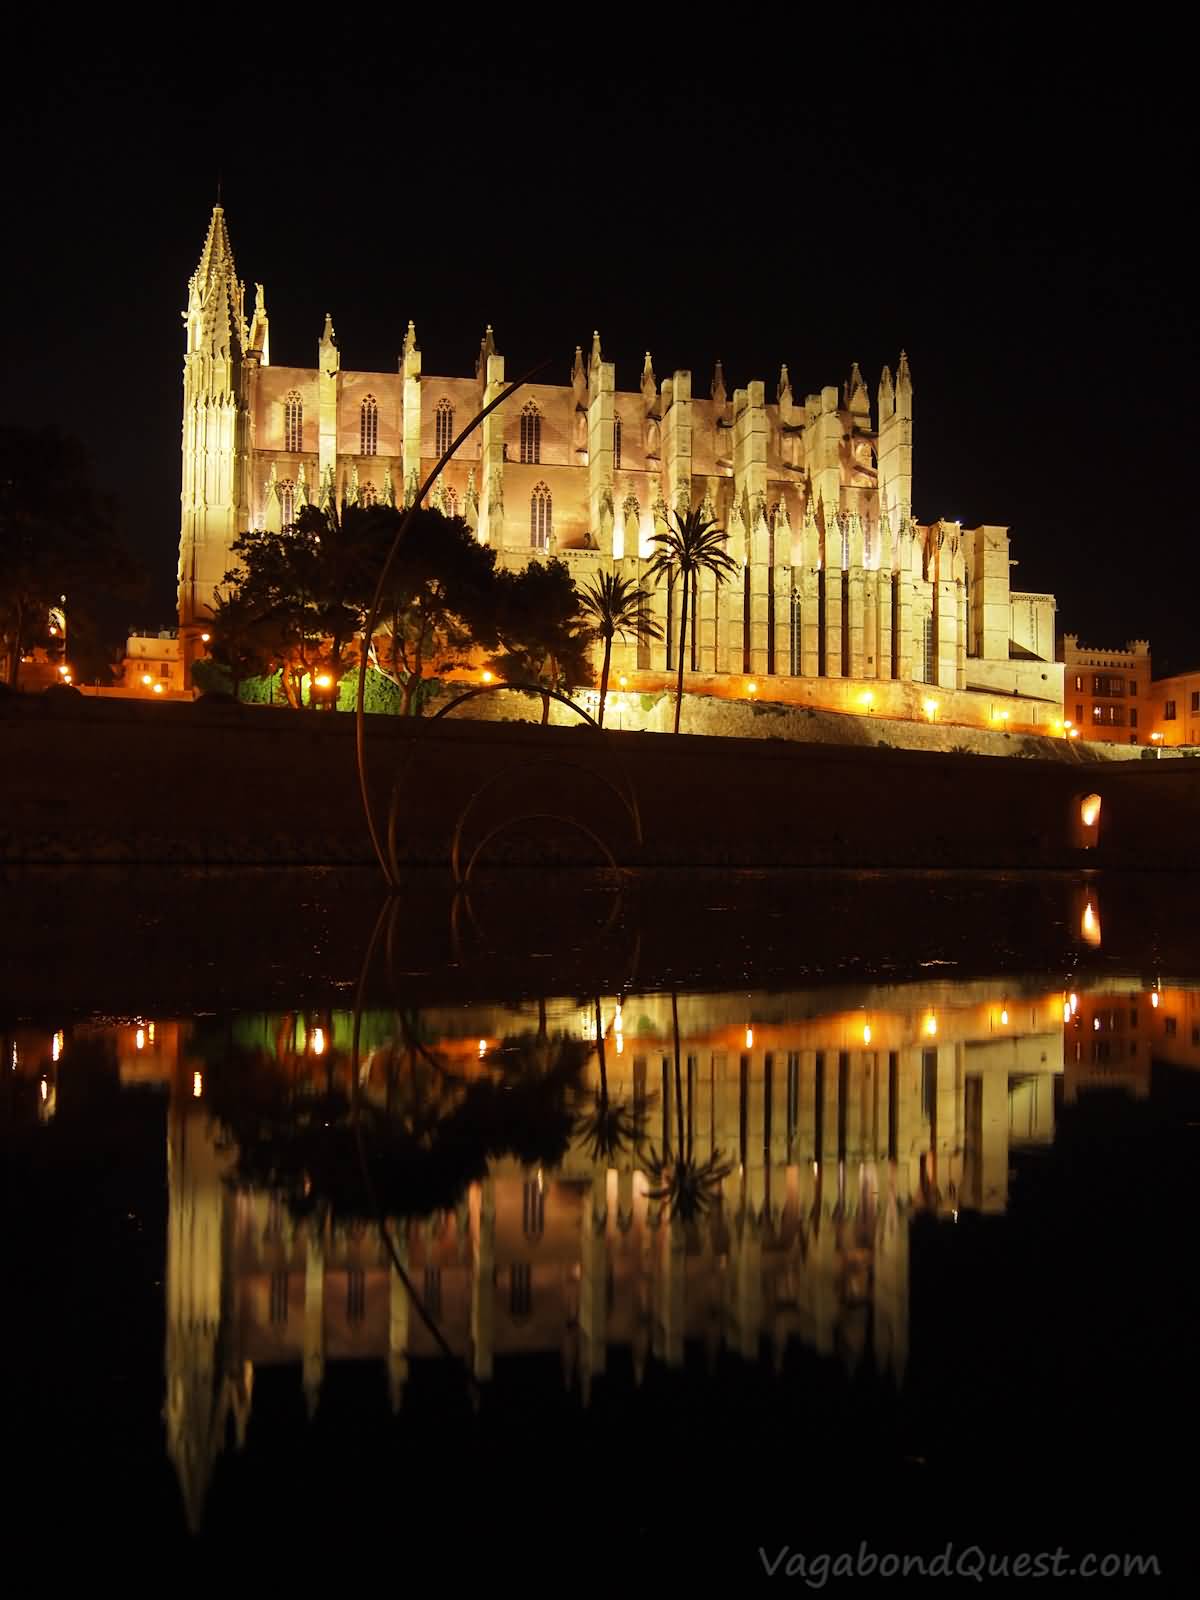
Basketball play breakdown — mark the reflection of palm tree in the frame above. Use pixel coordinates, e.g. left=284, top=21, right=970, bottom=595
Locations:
left=574, top=998, right=648, bottom=1165
left=642, top=993, right=733, bottom=1223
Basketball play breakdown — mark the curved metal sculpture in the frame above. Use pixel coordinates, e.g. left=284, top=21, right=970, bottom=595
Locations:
left=354, top=360, right=552, bottom=888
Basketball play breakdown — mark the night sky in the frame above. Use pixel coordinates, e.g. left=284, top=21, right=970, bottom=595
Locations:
left=5, top=25, right=1195, bottom=670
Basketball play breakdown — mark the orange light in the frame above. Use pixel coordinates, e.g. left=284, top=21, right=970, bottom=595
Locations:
left=141, top=673, right=152, bottom=687
left=1069, top=729, right=1080, bottom=739
left=862, top=1023, right=872, bottom=1044
left=135, top=1027, right=145, bottom=1051
left=153, top=683, right=164, bottom=694
left=1081, top=901, right=1101, bottom=945
left=311, top=1026, right=326, bottom=1055
left=481, top=670, right=494, bottom=684
left=1063, top=1002, right=1072, bottom=1023
left=745, top=1026, right=754, bottom=1049
left=57, top=664, right=68, bottom=677
left=924, top=1014, right=938, bottom=1037
left=746, top=682, right=757, bottom=696
left=1080, top=794, right=1101, bottom=828
left=478, top=1038, right=487, bottom=1058
left=148, top=1022, right=155, bottom=1044
left=618, top=675, right=628, bottom=689
left=52, top=1030, right=63, bottom=1063
left=193, top=1070, right=203, bottom=1099
left=200, top=632, right=211, bottom=643
left=860, top=691, right=874, bottom=711
left=1151, top=991, right=1160, bottom=1009
left=1000, top=1009, right=1009, bottom=1026
left=923, top=698, right=938, bottom=720
left=314, top=673, right=332, bottom=689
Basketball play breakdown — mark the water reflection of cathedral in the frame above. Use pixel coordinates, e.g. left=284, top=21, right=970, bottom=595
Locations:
left=9, top=980, right=1183, bottom=1526
left=154, top=982, right=1076, bottom=1528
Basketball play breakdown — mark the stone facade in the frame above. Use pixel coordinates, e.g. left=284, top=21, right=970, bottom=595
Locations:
left=178, top=206, right=1063, bottom=725
left=1147, top=667, right=1200, bottom=747
left=1059, top=635, right=1151, bottom=746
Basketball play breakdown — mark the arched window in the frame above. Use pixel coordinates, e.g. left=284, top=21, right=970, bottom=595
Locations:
left=613, top=414, right=622, bottom=470
left=435, top=398, right=454, bottom=457
left=530, top=482, right=552, bottom=549
left=443, top=484, right=459, bottom=519
left=360, top=481, right=377, bottom=507
left=283, top=391, right=303, bottom=453
left=360, top=394, right=379, bottom=456
left=520, top=402, right=541, bottom=464
left=278, top=478, right=296, bottom=528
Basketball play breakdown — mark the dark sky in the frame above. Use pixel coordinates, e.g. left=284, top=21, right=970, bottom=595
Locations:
left=5, top=24, right=1196, bottom=670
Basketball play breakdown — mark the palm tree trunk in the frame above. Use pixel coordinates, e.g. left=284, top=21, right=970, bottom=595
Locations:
left=673, top=575, right=689, bottom=734
left=597, top=635, right=612, bottom=728
left=541, top=691, right=551, bottom=726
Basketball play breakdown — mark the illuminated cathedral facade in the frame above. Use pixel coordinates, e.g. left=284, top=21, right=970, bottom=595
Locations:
left=178, top=205, right=1063, bottom=727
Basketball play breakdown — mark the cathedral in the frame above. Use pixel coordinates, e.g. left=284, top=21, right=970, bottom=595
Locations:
left=178, top=205, right=1062, bottom=728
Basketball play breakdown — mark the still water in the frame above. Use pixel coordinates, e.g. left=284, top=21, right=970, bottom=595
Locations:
left=5, top=868, right=1199, bottom=1579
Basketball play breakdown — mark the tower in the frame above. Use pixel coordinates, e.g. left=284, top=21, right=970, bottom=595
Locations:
left=177, top=205, right=253, bottom=665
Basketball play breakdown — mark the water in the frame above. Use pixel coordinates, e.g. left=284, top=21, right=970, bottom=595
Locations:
left=5, top=868, right=1199, bottom=1579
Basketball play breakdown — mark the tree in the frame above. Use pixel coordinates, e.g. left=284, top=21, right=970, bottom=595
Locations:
left=0, top=426, right=142, bottom=690
left=370, top=508, right=498, bottom=715
left=204, top=586, right=288, bottom=700
left=577, top=570, right=662, bottom=728
left=220, top=502, right=380, bottom=707
left=644, top=507, right=739, bottom=733
left=488, top=558, right=594, bottom=725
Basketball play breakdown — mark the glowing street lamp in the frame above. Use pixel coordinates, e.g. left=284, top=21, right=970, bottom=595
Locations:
left=923, top=698, right=938, bottom=721
left=481, top=670, right=494, bottom=684
left=746, top=681, right=757, bottom=697
left=860, top=691, right=874, bottom=713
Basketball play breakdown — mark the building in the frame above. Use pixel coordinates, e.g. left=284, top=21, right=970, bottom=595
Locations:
left=121, top=631, right=185, bottom=696
left=1147, top=667, right=1200, bottom=748
left=178, top=205, right=1063, bottom=731
left=1059, top=635, right=1151, bottom=745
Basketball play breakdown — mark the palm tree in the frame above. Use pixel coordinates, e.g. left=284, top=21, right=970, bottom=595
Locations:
left=577, top=572, right=663, bottom=728
left=642, top=992, right=733, bottom=1224
left=644, top=507, right=739, bottom=733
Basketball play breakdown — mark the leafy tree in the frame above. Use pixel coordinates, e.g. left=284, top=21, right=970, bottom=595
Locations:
left=220, top=502, right=381, bottom=708
left=370, top=508, right=498, bottom=716
left=577, top=571, right=662, bottom=728
left=644, top=507, right=739, bottom=733
left=0, top=426, right=142, bottom=689
left=488, top=557, right=594, bottom=725
left=205, top=586, right=287, bottom=700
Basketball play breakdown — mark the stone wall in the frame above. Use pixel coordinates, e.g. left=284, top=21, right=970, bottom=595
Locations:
left=2, top=693, right=1196, bottom=870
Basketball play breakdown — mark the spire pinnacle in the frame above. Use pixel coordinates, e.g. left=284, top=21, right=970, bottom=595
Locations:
left=711, top=359, right=726, bottom=407
left=776, top=363, right=791, bottom=406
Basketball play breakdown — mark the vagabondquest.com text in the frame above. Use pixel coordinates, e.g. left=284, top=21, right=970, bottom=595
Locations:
left=758, top=1544, right=1161, bottom=1584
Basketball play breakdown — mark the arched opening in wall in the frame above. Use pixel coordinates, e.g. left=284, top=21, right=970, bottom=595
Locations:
left=1076, top=791, right=1102, bottom=850
left=743, top=566, right=751, bottom=674
left=520, top=402, right=542, bottom=465
left=613, top=414, right=622, bottom=470
left=841, top=570, right=850, bottom=678
left=435, top=398, right=454, bottom=458
left=283, top=391, right=303, bottom=453
left=278, top=478, right=295, bottom=528
left=530, top=482, right=552, bottom=549
left=636, top=592, right=651, bottom=669
left=522, top=1177, right=545, bottom=1239
left=360, top=394, right=379, bottom=456
left=920, top=614, right=934, bottom=684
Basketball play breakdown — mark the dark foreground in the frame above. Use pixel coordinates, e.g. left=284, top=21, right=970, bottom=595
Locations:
left=4, top=867, right=1199, bottom=1582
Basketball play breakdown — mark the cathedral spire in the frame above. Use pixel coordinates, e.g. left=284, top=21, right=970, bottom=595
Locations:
left=847, top=360, right=870, bottom=420
left=186, top=204, right=246, bottom=363
left=319, top=313, right=339, bottom=374
left=590, top=329, right=603, bottom=370
left=878, top=365, right=895, bottom=424
left=403, top=319, right=419, bottom=360
left=896, top=350, right=913, bottom=415
left=476, top=323, right=496, bottom=380
left=641, top=351, right=657, bottom=407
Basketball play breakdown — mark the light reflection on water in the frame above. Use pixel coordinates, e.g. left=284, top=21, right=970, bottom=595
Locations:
left=10, top=971, right=1200, bottom=1537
